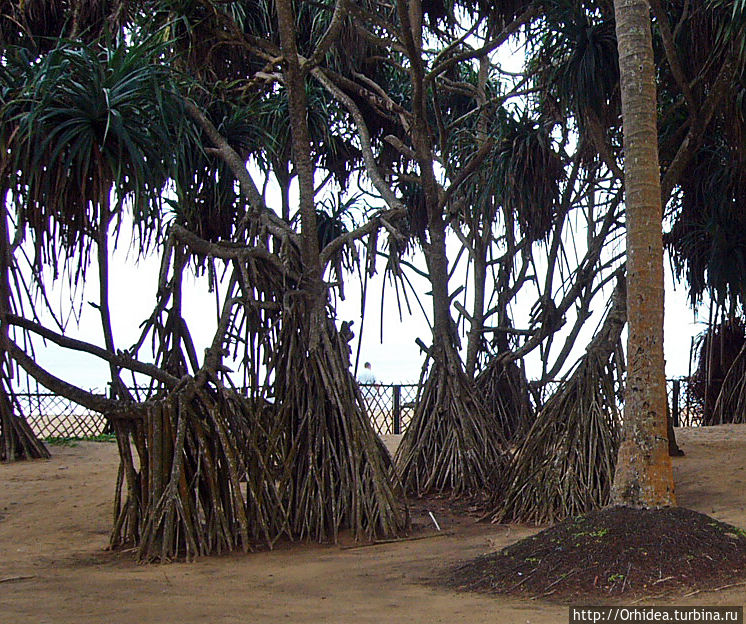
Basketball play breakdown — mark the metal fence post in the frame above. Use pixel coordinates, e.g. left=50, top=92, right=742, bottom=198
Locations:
left=392, top=385, right=401, bottom=435
left=672, top=379, right=681, bottom=428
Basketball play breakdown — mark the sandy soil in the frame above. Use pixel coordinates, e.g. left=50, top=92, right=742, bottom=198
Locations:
left=2, top=426, right=746, bottom=623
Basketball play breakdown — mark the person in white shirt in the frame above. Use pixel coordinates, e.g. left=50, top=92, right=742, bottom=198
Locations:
left=358, top=362, right=376, bottom=384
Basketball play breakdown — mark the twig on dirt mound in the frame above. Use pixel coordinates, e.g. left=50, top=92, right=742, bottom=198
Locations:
left=396, top=338, right=508, bottom=497
left=443, top=506, right=746, bottom=602
left=491, top=275, right=626, bottom=524
left=0, top=575, right=35, bottom=583
left=339, top=530, right=456, bottom=550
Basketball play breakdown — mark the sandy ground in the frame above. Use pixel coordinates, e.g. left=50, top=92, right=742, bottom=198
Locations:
left=2, top=426, right=746, bottom=623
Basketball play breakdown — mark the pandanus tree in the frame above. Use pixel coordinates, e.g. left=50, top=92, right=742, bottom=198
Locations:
left=0, top=0, right=139, bottom=461
left=0, top=49, right=50, bottom=461
left=0, top=25, right=243, bottom=554
left=2, top=0, right=409, bottom=556
left=0, top=0, right=136, bottom=49
left=290, top=0, right=630, bottom=496
left=7, top=35, right=179, bottom=415
left=253, top=0, right=408, bottom=540
left=387, top=3, right=540, bottom=497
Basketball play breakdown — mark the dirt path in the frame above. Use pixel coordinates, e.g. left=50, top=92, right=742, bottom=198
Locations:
left=2, top=426, right=746, bottom=623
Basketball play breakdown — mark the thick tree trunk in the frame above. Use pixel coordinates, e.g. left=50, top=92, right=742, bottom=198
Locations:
left=276, top=0, right=321, bottom=286
left=465, top=238, right=487, bottom=376
left=611, top=0, right=675, bottom=507
left=465, top=56, right=496, bottom=376
left=427, top=219, right=457, bottom=347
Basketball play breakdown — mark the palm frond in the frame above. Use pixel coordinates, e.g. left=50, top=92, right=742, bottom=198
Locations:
left=8, top=33, right=183, bottom=272
left=492, top=114, right=565, bottom=241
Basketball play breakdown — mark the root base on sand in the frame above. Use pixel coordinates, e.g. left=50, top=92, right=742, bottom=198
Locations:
left=491, top=354, right=620, bottom=524
left=272, top=305, right=408, bottom=542
left=396, top=341, right=507, bottom=498
left=1, top=383, right=49, bottom=462
left=444, top=506, right=746, bottom=601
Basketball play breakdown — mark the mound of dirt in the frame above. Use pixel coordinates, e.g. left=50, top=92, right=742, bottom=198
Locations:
left=444, top=506, right=746, bottom=602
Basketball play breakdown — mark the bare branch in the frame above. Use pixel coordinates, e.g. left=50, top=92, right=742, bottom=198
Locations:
left=505, top=196, right=623, bottom=363
left=426, top=6, right=540, bottom=83
left=184, top=99, right=295, bottom=241
left=171, top=225, right=301, bottom=283
left=320, top=209, right=406, bottom=268
left=302, top=0, right=349, bottom=72
left=661, top=52, right=737, bottom=203
left=312, top=67, right=407, bottom=213
left=649, top=0, right=696, bottom=112
left=439, top=138, right=495, bottom=210
left=5, top=339, right=137, bottom=417
left=7, top=314, right=180, bottom=388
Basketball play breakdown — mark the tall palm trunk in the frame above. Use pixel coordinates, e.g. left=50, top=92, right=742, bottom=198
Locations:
left=611, top=0, right=675, bottom=507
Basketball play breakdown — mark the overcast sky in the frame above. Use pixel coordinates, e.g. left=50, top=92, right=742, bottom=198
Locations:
left=19, top=219, right=707, bottom=394
left=15, top=38, right=709, bottom=392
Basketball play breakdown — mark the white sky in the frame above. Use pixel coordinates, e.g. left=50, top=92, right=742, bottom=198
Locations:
left=19, top=220, right=706, bottom=393
left=15, top=31, right=708, bottom=392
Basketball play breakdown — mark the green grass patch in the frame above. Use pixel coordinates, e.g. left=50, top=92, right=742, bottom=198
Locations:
left=726, top=527, right=746, bottom=539
left=44, top=433, right=116, bottom=446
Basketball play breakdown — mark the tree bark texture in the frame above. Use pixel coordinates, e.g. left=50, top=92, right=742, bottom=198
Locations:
left=276, top=0, right=322, bottom=289
left=465, top=237, right=487, bottom=375
left=611, top=0, right=675, bottom=507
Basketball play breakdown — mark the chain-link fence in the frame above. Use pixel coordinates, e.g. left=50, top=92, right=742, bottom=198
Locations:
left=359, top=384, right=419, bottom=435
left=487, top=377, right=701, bottom=427
left=15, top=384, right=423, bottom=439
left=17, top=391, right=108, bottom=438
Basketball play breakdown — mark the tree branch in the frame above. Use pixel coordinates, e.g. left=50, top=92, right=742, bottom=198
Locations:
left=426, top=6, right=540, bottom=83
left=312, top=67, right=407, bottom=213
left=660, top=52, right=737, bottom=203
left=320, top=209, right=406, bottom=268
left=439, top=138, right=495, bottom=210
left=505, top=196, right=622, bottom=363
left=184, top=99, right=295, bottom=241
left=171, top=225, right=301, bottom=283
left=649, top=0, right=696, bottom=113
left=5, top=339, right=138, bottom=417
left=302, top=0, right=349, bottom=72
left=7, top=314, right=180, bottom=388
